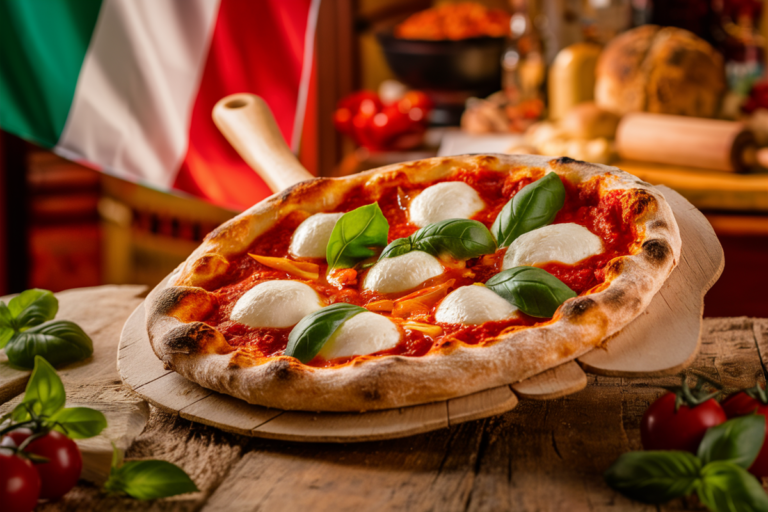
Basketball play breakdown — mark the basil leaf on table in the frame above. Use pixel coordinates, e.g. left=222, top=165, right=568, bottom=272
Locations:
left=698, top=461, right=768, bottom=512
left=5, top=320, right=93, bottom=369
left=604, top=451, right=702, bottom=504
left=49, top=407, right=108, bottom=439
left=380, top=219, right=496, bottom=261
left=8, top=288, right=58, bottom=331
left=492, top=172, right=565, bottom=248
left=285, top=303, right=367, bottom=363
left=0, top=301, right=14, bottom=348
left=697, top=415, right=766, bottom=469
left=12, top=356, right=66, bottom=421
left=326, top=203, right=389, bottom=269
left=485, top=266, right=576, bottom=318
left=104, top=445, right=199, bottom=500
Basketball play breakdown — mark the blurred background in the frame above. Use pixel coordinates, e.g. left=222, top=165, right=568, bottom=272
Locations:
left=1, top=0, right=766, bottom=317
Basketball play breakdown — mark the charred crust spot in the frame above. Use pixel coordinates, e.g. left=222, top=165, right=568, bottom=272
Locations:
left=360, top=386, right=382, bottom=402
left=553, top=156, right=582, bottom=166
left=642, top=239, right=671, bottom=265
left=650, top=219, right=667, bottom=230
left=164, top=322, right=232, bottom=356
left=561, top=297, right=596, bottom=319
left=628, top=190, right=657, bottom=218
left=637, top=180, right=652, bottom=187
left=152, top=286, right=216, bottom=323
left=268, top=358, right=297, bottom=381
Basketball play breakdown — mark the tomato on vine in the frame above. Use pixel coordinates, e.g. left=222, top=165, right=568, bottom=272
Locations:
left=6, top=428, right=83, bottom=500
left=0, top=448, right=41, bottom=512
left=640, top=375, right=727, bottom=453
left=722, top=383, right=768, bottom=478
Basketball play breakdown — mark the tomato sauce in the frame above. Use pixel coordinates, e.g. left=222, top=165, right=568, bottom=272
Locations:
left=202, top=169, right=638, bottom=367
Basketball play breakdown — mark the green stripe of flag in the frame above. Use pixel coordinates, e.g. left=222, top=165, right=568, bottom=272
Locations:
left=0, top=0, right=103, bottom=147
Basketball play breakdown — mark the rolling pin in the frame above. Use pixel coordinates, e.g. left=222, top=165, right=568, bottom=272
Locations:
left=615, top=113, right=768, bottom=172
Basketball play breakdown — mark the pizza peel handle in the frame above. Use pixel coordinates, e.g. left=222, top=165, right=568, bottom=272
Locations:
left=213, top=93, right=314, bottom=193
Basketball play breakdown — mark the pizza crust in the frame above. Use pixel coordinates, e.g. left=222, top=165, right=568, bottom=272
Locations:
left=145, top=154, right=681, bottom=412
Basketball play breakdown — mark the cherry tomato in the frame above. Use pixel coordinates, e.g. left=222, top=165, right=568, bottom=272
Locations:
left=8, top=429, right=82, bottom=500
left=0, top=448, right=40, bottom=512
left=641, top=393, right=727, bottom=453
left=722, top=391, right=768, bottom=478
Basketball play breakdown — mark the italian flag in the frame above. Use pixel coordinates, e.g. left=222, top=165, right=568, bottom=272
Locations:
left=0, top=0, right=319, bottom=211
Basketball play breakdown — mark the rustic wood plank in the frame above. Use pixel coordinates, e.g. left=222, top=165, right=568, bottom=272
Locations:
left=512, top=361, right=587, bottom=400
left=579, top=187, right=723, bottom=376
left=447, top=386, right=518, bottom=426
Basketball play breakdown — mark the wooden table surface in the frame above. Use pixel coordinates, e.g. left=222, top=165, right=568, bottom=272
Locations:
left=2, top=285, right=767, bottom=512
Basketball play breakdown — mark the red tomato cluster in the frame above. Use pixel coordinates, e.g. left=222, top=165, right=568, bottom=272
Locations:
left=641, top=379, right=768, bottom=479
left=1, top=429, right=82, bottom=511
left=333, top=90, right=433, bottom=151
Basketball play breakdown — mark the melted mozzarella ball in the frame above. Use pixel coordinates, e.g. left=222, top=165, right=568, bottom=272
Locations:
left=503, top=223, right=603, bottom=270
left=363, top=251, right=444, bottom=294
left=435, top=285, right=518, bottom=325
left=289, top=212, right=344, bottom=259
left=409, top=182, right=485, bottom=227
left=231, top=281, right=323, bottom=328
left=318, top=312, right=401, bottom=360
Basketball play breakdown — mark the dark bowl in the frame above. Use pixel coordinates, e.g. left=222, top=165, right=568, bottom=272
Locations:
left=377, top=30, right=505, bottom=93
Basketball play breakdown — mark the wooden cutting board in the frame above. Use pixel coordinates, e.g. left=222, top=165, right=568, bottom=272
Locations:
left=0, top=285, right=150, bottom=483
left=116, top=186, right=724, bottom=442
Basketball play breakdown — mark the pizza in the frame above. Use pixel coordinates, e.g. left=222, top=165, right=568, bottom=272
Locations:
left=146, top=154, right=681, bottom=412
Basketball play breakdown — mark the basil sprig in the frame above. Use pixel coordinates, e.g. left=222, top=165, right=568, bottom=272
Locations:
left=380, top=219, right=496, bottom=261
left=326, top=203, right=389, bottom=270
left=485, top=266, right=576, bottom=318
left=284, top=303, right=367, bottom=363
left=492, top=172, right=565, bottom=248
left=0, top=289, right=58, bottom=348
left=104, top=445, right=199, bottom=500
left=605, top=415, right=768, bottom=511
left=5, top=320, right=93, bottom=369
left=5, top=356, right=107, bottom=439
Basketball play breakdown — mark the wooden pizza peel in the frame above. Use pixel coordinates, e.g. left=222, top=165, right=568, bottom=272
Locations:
left=116, top=94, right=724, bottom=442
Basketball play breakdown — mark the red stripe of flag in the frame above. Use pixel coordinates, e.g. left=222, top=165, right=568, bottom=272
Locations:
left=173, top=0, right=314, bottom=211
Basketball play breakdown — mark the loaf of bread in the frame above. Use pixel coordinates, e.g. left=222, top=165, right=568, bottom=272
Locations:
left=595, top=25, right=725, bottom=118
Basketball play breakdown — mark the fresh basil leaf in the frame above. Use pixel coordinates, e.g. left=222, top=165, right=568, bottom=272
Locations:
left=698, top=461, right=768, bottom=512
left=492, top=172, right=565, bottom=248
left=697, top=415, right=766, bottom=469
left=485, top=266, right=577, bottom=318
left=0, top=302, right=14, bottom=348
left=12, top=356, right=66, bottom=421
left=49, top=406, right=107, bottom=439
left=382, top=219, right=496, bottom=261
left=5, top=320, right=93, bottom=369
left=326, top=203, right=389, bottom=269
left=285, top=303, right=367, bottom=363
left=8, top=289, right=58, bottom=331
left=380, top=237, right=414, bottom=259
left=104, top=459, right=199, bottom=500
left=604, top=451, right=702, bottom=504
